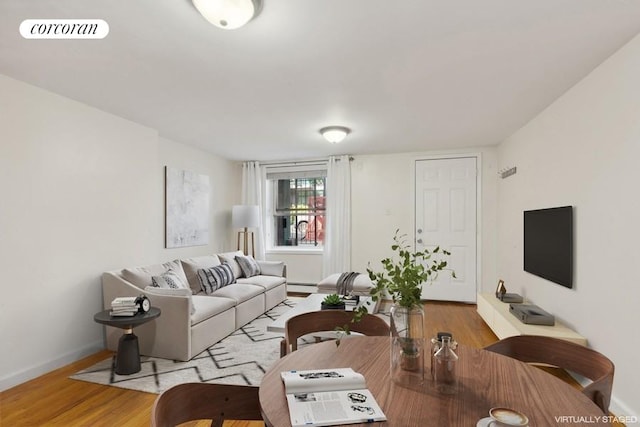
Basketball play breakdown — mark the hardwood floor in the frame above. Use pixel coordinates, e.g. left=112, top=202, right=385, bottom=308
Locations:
left=0, top=300, right=616, bottom=426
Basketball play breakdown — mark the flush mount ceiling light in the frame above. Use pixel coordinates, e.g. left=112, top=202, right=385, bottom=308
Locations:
left=320, top=126, right=351, bottom=144
left=192, top=0, right=262, bottom=30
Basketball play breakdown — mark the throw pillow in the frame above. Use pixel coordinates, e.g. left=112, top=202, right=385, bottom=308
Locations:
left=151, top=268, right=189, bottom=289
left=122, top=260, right=188, bottom=289
left=236, top=255, right=261, bottom=278
left=180, top=255, right=221, bottom=294
left=197, top=263, right=236, bottom=294
left=217, top=251, right=245, bottom=279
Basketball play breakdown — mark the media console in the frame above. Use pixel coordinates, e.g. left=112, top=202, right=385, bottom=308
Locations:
left=476, top=293, right=586, bottom=346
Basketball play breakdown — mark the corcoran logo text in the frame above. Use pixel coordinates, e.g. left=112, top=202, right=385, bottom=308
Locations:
left=20, top=19, right=109, bottom=39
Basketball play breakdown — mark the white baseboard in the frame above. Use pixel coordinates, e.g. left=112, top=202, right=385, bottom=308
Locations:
left=287, top=284, right=318, bottom=293
left=568, top=372, right=637, bottom=420
left=0, top=340, right=104, bottom=392
left=609, top=396, right=639, bottom=421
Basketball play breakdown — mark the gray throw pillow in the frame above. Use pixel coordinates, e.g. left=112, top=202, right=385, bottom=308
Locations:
left=236, top=255, right=261, bottom=278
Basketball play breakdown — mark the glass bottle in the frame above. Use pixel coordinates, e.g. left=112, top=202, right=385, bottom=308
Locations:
left=430, top=332, right=454, bottom=380
left=433, top=335, right=458, bottom=394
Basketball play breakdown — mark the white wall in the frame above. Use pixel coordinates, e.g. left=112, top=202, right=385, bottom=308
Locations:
left=266, top=251, right=323, bottom=285
left=266, top=149, right=499, bottom=289
left=0, top=74, right=240, bottom=391
left=496, top=34, right=640, bottom=417
left=351, top=149, right=498, bottom=294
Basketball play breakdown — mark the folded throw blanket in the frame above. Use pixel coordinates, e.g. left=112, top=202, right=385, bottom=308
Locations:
left=336, top=272, right=360, bottom=296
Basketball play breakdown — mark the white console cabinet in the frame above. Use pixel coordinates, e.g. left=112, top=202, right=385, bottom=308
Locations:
left=476, top=293, right=587, bottom=346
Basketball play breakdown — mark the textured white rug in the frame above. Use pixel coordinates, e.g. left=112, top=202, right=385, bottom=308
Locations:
left=71, top=297, right=306, bottom=394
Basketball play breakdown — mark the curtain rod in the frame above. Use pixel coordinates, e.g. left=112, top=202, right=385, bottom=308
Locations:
left=256, top=156, right=354, bottom=167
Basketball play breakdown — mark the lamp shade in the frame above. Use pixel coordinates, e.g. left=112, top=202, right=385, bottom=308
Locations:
left=232, top=205, right=260, bottom=228
left=192, top=0, right=261, bottom=30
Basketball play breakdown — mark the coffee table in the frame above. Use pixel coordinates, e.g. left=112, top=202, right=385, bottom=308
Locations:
left=267, top=293, right=376, bottom=333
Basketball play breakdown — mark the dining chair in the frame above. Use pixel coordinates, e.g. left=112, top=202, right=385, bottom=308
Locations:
left=150, top=382, right=263, bottom=427
left=282, top=310, right=390, bottom=356
left=484, top=335, right=615, bottom=413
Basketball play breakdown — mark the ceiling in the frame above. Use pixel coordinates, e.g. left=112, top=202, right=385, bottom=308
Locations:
left=1, top=1, right=640, bottom=161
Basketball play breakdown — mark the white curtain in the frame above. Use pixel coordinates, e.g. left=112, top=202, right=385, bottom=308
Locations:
left=241, top=161, right=266, bottom=260
left=322, top=155, right=352, bottom=276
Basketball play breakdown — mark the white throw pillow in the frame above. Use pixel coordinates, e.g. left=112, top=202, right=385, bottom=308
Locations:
left=122, top=260, right=188, bottom=289
left=151, top=268, right=189, bottom=289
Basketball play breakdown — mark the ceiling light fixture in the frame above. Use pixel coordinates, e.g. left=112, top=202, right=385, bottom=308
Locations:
left=192, top=0, right=262, bottom=30
left=320, top=126, right=351, bottom=144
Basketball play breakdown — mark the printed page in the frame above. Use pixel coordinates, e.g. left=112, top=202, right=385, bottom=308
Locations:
left=281, top=368, right=366, bottom=394
left=285, top=388, right=386, bottom=427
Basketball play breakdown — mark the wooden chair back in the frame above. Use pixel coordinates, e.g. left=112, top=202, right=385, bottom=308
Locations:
left=283, top=310, right=390, bottom=355
left=150, top=382, right=262, bottom=427
left=484, top=335, right=614, bottom=413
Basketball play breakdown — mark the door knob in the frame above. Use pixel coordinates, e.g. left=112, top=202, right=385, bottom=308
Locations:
left=417, top=228, right=423, bottom=234
left=417, top=239, right=423, bottom=244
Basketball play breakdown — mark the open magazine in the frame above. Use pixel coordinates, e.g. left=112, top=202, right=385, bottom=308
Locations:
left=281, top=368, right=387, bottom=427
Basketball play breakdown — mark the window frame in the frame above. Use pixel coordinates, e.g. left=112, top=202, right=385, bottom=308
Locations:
left=265, top=168, right=327, bottom=253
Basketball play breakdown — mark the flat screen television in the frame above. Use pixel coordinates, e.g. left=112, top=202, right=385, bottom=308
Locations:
left=523, top=206, right=573, bottom=289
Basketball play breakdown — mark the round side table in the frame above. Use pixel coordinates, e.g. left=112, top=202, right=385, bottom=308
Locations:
left=94, top=307, right=161, bottom=375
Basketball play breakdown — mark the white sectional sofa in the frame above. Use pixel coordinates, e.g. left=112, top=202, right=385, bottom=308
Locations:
left=101, top=251, right=287, bottom=361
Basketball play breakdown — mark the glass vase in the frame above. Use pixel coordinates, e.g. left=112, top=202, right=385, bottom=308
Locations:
left=390, top=304, right=425, bottom=387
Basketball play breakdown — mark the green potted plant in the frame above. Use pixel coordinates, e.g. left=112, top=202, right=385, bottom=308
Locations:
left=362, top=229, right=454, bottom=385
left=321, top=293, right=346, bottom=310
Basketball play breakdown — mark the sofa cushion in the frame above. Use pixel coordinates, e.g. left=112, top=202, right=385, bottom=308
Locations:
left=122, top=260, right=187, bottom=289
left=181, top=255, right=221, bottom=294
left=237, top=275, right=286, bottom=291
left=218, top=251, right=245, bottom=279
left=144, top=286, right=195, bottom=314
left=151, top=268, right=189, bottom=289
left=236, top=255, right=261, bottom=278
left=197, top=264, right=236, bottom=294
left=212, top=283, right=264, bottom=305
left=191, top=295, right=236, bottom=326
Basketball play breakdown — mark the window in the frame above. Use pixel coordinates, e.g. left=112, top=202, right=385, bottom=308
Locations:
left=265, top=162, right=327, bottom=250
left=272, top=177, right=325, bottom=247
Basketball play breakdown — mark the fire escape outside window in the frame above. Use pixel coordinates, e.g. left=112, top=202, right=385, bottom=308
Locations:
left=274, top=177, right=325, bottom=247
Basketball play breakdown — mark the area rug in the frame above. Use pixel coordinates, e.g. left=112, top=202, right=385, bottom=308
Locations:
left=71, top=297, right=306, bottom=394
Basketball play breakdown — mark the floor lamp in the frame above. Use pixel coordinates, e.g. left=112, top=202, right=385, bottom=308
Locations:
left=232, top=205, right=260, bottom=258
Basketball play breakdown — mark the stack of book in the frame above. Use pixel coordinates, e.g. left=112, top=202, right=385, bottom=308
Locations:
left=110, top=297, right=138, bottom=317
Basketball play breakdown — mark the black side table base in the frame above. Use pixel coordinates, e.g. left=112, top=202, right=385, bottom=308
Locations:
left=93, top=307, right=160, bottom=376
left=116, top=333, right=141, bottom=375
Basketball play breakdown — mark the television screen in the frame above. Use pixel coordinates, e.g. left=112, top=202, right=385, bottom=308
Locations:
left=523, top=206, right=573, bottom=288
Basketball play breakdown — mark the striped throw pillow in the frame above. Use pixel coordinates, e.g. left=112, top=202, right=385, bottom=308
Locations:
left=236, top=255, right=261, bottom=278
left=197, top=263, right=236, bottom=294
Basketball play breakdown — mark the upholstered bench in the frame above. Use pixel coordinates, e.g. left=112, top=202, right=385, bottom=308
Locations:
left=317, top=272, right=375, bottom=296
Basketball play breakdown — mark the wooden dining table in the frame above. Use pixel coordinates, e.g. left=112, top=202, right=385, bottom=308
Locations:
left=258, top=336, right=609, bottom=426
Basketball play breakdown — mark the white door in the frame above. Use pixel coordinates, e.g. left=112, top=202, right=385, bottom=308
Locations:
left=415, top=157, right=477, bottom=303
